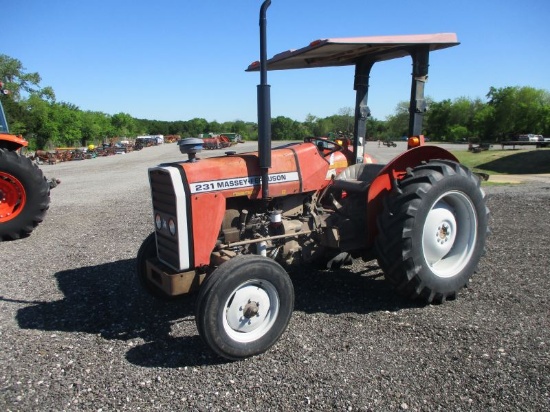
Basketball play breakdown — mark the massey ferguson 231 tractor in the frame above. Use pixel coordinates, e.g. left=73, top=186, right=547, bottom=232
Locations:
left=137, top=1, right=489, bottom=360
left=0, top=82, right=51, bottom=241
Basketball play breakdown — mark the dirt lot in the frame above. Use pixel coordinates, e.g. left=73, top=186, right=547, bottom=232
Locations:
left=1, top=142, right=549, bottom=411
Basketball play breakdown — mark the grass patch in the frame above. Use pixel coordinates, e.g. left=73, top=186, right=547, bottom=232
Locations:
left=452, top=148, right=550, bottom=175
left=478, top=180, right=518, bottom=187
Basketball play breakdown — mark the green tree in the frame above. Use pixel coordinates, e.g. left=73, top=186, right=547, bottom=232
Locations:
left=81, top=111, right=113, bottom=145
left=51, top=102, right=82, bottom=146
left=229, top=120, right=253, bottom=140
left=333, top=107, right=354, bottom=135
left=312, top=118, right=333, bottom=137
left=271, top=116, right=303, bottom=140
left=384, top=101, right=409, bottom=140
left=447, top=125, right=469, bottom=142
left=426, top=97, right=481, bottom=142
left=209, top=120, right=221, bottom=133
left=24, top=95, right=59, bottom=149
left=541, top=104, right=550, bottom=137
left=186, top=118, right=209, bottom=136
left=303, top=113, right=317, bottom=136
left=111, top=112, right=136, bottom=137
left=472, top=104, right=495, bottom=141
left=426, top=99, right=451, bottom=140
left=0, top=54, right=54, bottom=101
left=513, top=87, right=550, bottom=134
left=485, top=86, right=549, bottom=139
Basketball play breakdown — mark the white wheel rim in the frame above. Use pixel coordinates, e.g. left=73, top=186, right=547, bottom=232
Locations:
left=223, top=279, right=280, bottom=343
left=421, top=191, right=478, bottom=278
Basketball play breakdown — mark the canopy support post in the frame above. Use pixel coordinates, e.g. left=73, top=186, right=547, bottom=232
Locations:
left=408, top=46, right=430, bottom=139
left=352, top=57, right=374, bottom=164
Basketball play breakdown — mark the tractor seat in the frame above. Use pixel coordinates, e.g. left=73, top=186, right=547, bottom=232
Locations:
left=332, top=163, right=385, bottom=193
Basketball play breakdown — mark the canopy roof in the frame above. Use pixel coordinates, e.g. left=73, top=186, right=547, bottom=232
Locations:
left=246, top=33, right=459, bottom=71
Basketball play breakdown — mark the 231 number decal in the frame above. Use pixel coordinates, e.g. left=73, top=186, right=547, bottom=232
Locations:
left=194, top=182, right=215, bottom=192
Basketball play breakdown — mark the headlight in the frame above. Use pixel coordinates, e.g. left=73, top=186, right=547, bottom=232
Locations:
left=168, top=218, right=177, bottom=236
left=155, top=213, right=162, bottom=230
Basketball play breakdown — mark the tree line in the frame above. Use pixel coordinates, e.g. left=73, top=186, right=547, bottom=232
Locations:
left=1, top=54, right=549, bottom=150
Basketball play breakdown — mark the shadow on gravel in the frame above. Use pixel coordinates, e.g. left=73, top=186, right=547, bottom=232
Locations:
left=14, top=258, right=421, bottom=368
left=289, top=262, right=423, bottom=314
left=478, top=149, right=550, bottom=174
left=16, top=259, right=195, bottom=341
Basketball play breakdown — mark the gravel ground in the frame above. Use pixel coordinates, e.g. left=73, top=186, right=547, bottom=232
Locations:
left=1, top=143, right=549, bottom=411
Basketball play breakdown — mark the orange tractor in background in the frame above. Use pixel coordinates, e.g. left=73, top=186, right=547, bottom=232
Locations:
left=0, top=82, right=54, bottom=241
left=202, top=134, right=234, bottom=150
left=136, top=1, right=489, bottom=360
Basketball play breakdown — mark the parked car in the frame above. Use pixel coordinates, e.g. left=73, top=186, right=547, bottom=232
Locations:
left=517, top=134, right=543, bottom=142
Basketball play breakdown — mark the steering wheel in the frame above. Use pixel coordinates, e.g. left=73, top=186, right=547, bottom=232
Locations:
left=305, top=137, right=344, bottom=157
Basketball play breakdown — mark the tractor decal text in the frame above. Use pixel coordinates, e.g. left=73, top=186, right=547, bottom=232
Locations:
left=190, top=172, right=299, bottom=194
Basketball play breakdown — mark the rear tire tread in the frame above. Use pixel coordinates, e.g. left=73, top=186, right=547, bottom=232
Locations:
left=0, top=148, right=50, bottom=241
left=375, top=160, right=489, bottom=303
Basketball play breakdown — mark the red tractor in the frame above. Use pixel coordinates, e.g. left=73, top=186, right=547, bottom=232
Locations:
left=0, top=82, right=52, bottom=240
left=137, top=1, right=489, bottom=360
left=202, top=134, right=233, bottom=150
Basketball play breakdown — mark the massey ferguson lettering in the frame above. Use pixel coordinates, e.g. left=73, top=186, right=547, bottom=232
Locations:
left=190, top=172, right=299, bottom=193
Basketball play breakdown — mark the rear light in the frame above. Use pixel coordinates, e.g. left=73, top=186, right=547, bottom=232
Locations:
left=407, top=135, right=425, bottom=149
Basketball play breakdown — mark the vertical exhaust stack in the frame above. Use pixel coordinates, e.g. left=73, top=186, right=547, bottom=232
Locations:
left=257, top=0, right=272, bottom=201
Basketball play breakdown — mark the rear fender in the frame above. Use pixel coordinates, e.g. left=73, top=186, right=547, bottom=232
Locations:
left=0, top=134, right=28, bottom=151
left=365, top=146, right=458, bottom=246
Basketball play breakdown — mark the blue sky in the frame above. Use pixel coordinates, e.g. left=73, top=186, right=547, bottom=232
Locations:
left=4, top=0, right=550, bottom=123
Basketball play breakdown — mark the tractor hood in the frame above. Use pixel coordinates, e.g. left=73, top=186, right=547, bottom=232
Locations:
left=162, top=142, right=349, bottom=200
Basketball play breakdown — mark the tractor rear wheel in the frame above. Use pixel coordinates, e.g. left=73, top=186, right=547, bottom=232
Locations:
left=375, top=160, right=489, bottom=303
left=0, top=148, right=50, bottom=241
left=195, top=255, right=294, bottom=360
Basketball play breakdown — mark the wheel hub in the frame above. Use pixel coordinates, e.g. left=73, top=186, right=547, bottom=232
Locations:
left=243, top=300, right=260, bottom=318
left=0, top=172, right=25, bottom=221
left=437, top=223, right=451, bottom=243
left=422, top=191, right=478, bottom=279
left=225, top=283, right=273, bottom=335
left=423, top=201, right=456, bottom=265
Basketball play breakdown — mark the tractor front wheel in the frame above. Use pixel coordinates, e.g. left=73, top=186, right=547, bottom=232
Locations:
left=0, top=148, right=50, bottom=241
left=136, top=232, right=180, bottom=300
left=195, top=255, right=294, bottom=360
left=375, top=160, right=489, bottom=303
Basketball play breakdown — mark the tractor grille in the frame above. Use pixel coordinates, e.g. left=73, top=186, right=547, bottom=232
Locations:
left=149, top=167, right=188, bottom=271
